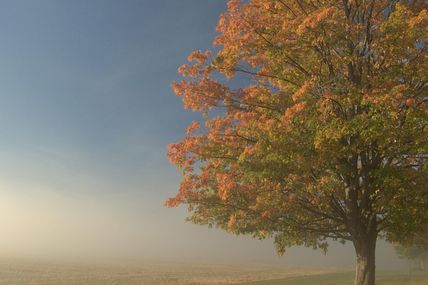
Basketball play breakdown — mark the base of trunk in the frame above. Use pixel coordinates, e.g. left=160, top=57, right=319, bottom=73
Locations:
left=355, top=254, right=375, bottom=285
left=354, top=237, right=376, bottom=285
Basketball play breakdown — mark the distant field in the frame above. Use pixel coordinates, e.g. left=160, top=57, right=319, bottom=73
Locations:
left=0, top=260, right=426, bottom=285
left=0, top=259, right=328, bottom=285
left=237, top=271, right=428, bottom=285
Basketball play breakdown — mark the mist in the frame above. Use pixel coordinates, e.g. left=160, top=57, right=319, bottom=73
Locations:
left=0, top=2, right=419, bottom=282
left=0, top=179, right=407, bottom=270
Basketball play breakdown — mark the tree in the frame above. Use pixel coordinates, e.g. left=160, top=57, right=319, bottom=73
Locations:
left=166, top=1, right=428, bottom=285
left=395, top=225, right=428, bottom=270
left=395, top=244, right=428, bottom=271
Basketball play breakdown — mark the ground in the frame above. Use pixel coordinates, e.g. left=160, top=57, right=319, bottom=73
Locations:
left=0, top=259, right=426, bottom=285
left=238, top=271, right=428, bottom=285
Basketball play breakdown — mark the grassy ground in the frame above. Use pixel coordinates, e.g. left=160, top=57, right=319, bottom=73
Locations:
left=0, top=259, right=325, bottom=285
left=237, top=271, right=428, bottom=285
left=0, top=259, right=426, bottom=284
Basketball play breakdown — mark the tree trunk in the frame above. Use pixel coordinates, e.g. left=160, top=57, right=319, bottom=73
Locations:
left=353, top=235, right=377, bottom=285
left=419, top=259, right=425, bottom=271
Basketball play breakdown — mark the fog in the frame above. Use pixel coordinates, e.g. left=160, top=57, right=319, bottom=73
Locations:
left=0, top=0, right=414, bottom=273
left=0, top=182, right=407, bottom=270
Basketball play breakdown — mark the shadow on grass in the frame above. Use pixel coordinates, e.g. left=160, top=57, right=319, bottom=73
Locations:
left=236, top=270, right=428, bottom=285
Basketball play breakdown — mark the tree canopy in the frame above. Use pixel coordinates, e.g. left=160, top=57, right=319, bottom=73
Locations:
left=395, top=223, right=428, bottom=270
left=167, top=1, right=428, bottom=284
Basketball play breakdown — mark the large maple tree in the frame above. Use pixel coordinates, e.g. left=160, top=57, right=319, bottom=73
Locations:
left=166, top=1, right=428, bottom=285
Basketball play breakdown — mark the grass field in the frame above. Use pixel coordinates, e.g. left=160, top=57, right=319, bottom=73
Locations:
left=238, top=271, right=428, bottom=285
left=0, top=260, right=426, bottom=284
left=0, top=259, right=326, bottom=285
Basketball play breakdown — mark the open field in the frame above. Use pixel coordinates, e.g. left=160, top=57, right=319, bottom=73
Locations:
left=237, top=271, right=428, bottom=285
left=0, top=259, right=426, bottom=285
left=0, top=259, right=330, bottom=285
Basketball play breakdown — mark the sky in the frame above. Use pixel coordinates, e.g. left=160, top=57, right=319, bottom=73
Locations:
left=0, top=0, right=408, bottom=269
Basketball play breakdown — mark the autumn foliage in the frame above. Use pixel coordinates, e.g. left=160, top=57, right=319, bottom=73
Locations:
left=167, top=1, right=428, bottom=285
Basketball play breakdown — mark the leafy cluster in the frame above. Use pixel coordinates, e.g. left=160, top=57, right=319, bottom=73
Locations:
left=167, top=0, right=428, bottom=254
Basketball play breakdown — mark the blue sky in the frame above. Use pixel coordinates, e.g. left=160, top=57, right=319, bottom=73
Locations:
left=0, top=0, right=222, bottom=180
left=0, top=0, right=225, bottom=199
left=0, top=0, right=406, bottom=268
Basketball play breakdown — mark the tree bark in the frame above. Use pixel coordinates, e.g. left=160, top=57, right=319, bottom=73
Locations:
left=419, top=259, right=425, bottom=271
left=353, top=235, right=377, bottom=285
